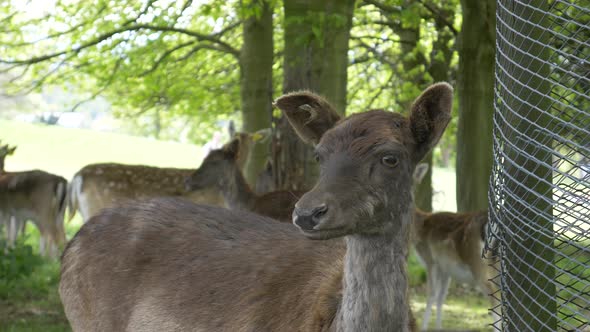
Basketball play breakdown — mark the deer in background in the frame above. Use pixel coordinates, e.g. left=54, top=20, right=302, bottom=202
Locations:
left=412, top=163, right=501, bottom=331
left=0, top=142, right=22, bottom=245
left=59, top=83, right=452, bottom=332
left=0, top=142, right=17, bottom=172
left=67, top=130, right=268, bottom=222
left=185, top=137, right=306, bottom=222
left=0, top=143, right=67, bottom=257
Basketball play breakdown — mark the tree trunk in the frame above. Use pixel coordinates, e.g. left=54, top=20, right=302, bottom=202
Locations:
left=456, top=0, right=495, bottom=212
left=416, top=7, right=455, bottom=212
left=240, top=0, right=274, bottom=187
left=495, top=0, right=557, bottom=330
left=274, top=0, right=355, bottom=190
left=393, top=22, right=432, bottom=212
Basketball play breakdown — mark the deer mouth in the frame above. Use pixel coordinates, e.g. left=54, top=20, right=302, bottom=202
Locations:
left=297, top=226, right=350, bottom=240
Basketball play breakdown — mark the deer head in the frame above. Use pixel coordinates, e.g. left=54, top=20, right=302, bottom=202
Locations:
left=274, top=83, right=453, bottom=239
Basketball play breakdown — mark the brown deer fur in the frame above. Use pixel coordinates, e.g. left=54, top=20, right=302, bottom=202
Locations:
left=413, top=208, right=500, bottom=330
left=67, top=163, right=224, bottom=222
left=185, top=138, right=306, bottom=222
left=66, top=132, right=259, bottom=222
left=60, top=83, right=453, bottom=332
left=0, top=170, right=67, bottom=257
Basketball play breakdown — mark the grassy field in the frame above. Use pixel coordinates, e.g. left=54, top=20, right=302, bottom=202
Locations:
left=0, top=119, right=494, bottom=331
left=0, top=119, right=205, bottom=179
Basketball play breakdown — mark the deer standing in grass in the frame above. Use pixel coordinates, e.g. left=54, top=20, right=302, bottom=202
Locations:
left=412, top=164, right=501, bottom=330
left=185, top=137, right=305, bottom=222
left=0, top=143, right=21, bottom=244
left=59, top=83, right=453, bottom=332
left=66, top=131, right=265, bottom=222
left=0, top=143, right=67, bottom=257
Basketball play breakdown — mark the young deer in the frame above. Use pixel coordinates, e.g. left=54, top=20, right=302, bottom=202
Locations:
left=412, top=164, right=500, bottom=330
left=59, top=83, right=452, bottom=332
left=66, top=131, right=265, bottom=222
left=185, top=138, right=306, bottom=222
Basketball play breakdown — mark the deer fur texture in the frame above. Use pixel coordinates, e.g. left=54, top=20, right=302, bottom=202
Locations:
left=411, top=164, right=500, bottom=330
left=60, top=82, right=453, bottom=332
left=185, top=137, right=306, bottom=222
left=0, top=170, right=67, bottom=257
left=66, top=131, right=265, bottom=222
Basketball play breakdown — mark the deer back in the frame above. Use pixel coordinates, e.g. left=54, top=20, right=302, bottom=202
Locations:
left=0, top=170, right=67, bottom=249
left=60, top=198, right=346, bottom=331
left=70, top=163, right=224, bottom=221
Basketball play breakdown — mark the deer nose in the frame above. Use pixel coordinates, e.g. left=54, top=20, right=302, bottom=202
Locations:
left=292, top=204, right=328, bottom=231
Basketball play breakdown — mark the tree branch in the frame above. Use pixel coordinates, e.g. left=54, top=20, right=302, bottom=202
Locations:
left=0, top=23, right=240, bottom=65
left=415, top=0, right=458, bottom=36
left=70, top=57, right=124, bottom=112
left=365, top=71, right=394, bottom=110
left=362, top=0, right=401, bottom=13
left=139, top=40, right=197, bottom=77
left=175, top=43, right=236, bottom=63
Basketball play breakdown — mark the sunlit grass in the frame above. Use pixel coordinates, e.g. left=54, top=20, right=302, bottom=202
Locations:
left=412, top=286, right=494, bottom=331
left=0, top=119, right=205, bottom=179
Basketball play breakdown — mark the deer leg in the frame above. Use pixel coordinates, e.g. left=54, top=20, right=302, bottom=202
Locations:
left=484, top=278, right=502, bottom=331
left=435, top=272, right=451, bottom=329
left=7, top=216, right=19, bottom=248
left=18, top=219, right=26, bottom=238
left=39, top=234, right=47, bottom=257
left=422, top=265, right=438, bottom=330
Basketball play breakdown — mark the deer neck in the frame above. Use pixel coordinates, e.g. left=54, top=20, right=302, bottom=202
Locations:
left=221, top=166, right=257, bottom=210
left=337, top=209, right=413, bottom=332
left=412, top=208, right=430, bottom=240
left=0, top=158, right=4, bottom=173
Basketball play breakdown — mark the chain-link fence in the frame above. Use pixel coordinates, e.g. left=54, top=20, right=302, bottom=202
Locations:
left=489, top=0, right=589, bottom=331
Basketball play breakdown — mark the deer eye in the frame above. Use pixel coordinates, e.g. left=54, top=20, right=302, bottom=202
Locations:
left=381, top=155, right=399, bottom=168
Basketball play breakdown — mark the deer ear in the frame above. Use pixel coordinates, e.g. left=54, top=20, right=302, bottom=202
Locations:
left=8, top=146, right=16, bottom=155
left=223, top=138, right=240, bottom=159
left=409, top=83, right=453, bottom=161
left=273, top=91, right=341, bottom=145
left=413, top=163, right=429, bottom=183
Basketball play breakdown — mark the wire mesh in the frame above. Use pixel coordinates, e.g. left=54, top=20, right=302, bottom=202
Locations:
left=489, top=0, right=589, bottom=331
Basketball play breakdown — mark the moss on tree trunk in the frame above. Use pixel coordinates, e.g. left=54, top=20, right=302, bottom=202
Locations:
left=275, top=0, right=355, bottom=190
left=240, top=0, right=274, bottom=187
left=456, top=0, right=496, bottom=212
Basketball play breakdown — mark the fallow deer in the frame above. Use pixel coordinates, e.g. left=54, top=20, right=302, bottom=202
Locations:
left=185, top=138, right=305, bottom=222
left=0, top=169, right=67, bottom=257
left=0, top=142, right=22, bottom=244
left=66, top=131, right=266, bottom=222
left=412, top=164, right=500, bottom=330
left=59, top=83, right=453, bottom=332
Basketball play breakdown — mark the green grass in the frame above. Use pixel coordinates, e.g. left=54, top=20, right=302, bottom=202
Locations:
left=412, top=286, right=494, bottom=331
left=0, top=119, right=204, bottom=179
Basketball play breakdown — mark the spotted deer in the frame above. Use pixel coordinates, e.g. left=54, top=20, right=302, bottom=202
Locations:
left=412, top=164, right=501, bottom=330
left=59, top=83, right=453, bottom=332
left=66, top=131, right=267, bottom=222
left=185, top=138, right=305, bottom=222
